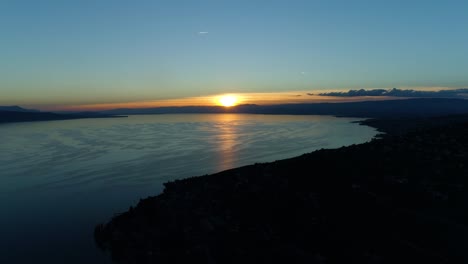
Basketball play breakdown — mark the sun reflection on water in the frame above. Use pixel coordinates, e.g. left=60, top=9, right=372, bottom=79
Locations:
left=214, top=114, right=239, bottom=171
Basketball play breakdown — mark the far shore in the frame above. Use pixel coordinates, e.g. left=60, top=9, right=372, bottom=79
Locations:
left=0, top=110, right=127, bottom=124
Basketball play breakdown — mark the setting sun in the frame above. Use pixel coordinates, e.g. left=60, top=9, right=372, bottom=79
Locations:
left=218, top=95, right=239, bottom=107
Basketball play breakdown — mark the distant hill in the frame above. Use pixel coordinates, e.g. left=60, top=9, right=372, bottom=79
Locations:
left=0, top=106, right=39, bottom=112
left=0, top=110, right=123, bottom=124
left=102, top=105, right=229, bottom=115
left=4, top=98, right=468, bottom=123
left=101, top=98, right=468, bottom=118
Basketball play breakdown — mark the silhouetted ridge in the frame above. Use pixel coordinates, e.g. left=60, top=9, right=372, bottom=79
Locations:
left=101, top=98, right=468, bottom=118
left=0, top=105, right=39, bottom=112
left=0, top=110, right=123, bottom=123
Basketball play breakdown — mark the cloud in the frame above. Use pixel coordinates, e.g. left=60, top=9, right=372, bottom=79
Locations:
left=315, top=88, right=468, bottom=99
left=198, top=31, right=209, bottom=35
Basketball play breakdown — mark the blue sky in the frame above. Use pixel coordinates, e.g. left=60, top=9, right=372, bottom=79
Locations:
left=1, top=0, right=467, bottom=109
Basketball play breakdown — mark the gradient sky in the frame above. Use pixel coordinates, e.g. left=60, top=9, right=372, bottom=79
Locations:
left=1, top=0, right=467, bottom=109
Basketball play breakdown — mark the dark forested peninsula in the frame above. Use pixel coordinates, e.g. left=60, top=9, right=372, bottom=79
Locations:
left=95, top=115, right=468, bottom=264
left=0, top=108, right=124, bottom=124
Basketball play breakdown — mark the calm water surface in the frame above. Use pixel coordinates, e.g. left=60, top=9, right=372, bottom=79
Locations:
left=0, top=114, right=377, bottom=263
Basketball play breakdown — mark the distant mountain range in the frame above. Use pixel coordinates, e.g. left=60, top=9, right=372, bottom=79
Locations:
left=3, top=98, right=468, bottom=124
left=0, top=105, right=39, bottom=112
left=0, top=106, right=123, bottom=124
left=101, top=98, right=468, bottom=118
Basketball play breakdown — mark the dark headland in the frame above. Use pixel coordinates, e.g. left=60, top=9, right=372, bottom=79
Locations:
left=0, top=106, right=125, bottom=124
left=94, top=99, right=468, bottom=264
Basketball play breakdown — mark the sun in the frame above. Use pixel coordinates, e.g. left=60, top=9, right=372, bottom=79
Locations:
left=217, top=95, right=239, bottom=107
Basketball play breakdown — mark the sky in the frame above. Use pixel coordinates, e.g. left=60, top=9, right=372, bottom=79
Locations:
left=1, top=0, right=467, bottom=110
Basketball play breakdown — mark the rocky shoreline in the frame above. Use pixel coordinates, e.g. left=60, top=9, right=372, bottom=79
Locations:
left=95, top=116, right=468, bottom=263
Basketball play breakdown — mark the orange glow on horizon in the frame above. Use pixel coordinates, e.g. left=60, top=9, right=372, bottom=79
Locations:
left=35, top=91, right=404, bottom=112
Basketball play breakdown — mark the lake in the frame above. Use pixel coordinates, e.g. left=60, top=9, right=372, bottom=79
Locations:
left=0, top=114, right=377, bottom=263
